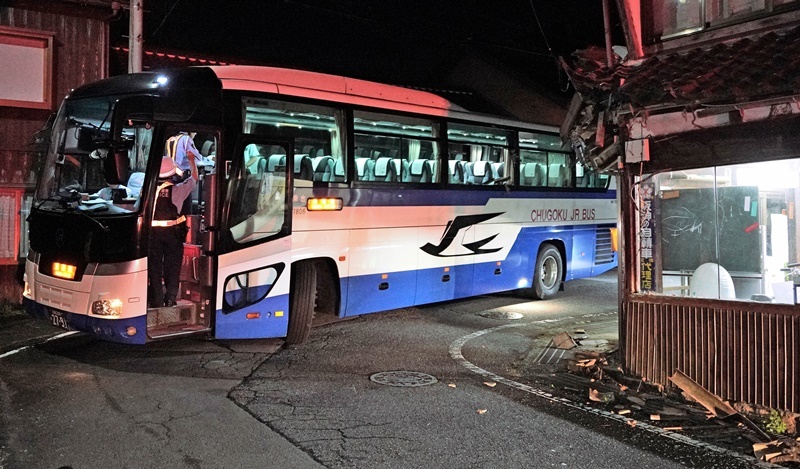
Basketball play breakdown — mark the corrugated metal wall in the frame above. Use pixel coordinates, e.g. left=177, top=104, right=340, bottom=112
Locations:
left=0, top=3, right=108, bottom=300
left=622, top=299, right=800, bottom=412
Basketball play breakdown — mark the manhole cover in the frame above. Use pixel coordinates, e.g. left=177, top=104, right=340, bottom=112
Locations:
left=478, top=311, right=524, bottom=320
left=369, top=371, right=438, bottom=387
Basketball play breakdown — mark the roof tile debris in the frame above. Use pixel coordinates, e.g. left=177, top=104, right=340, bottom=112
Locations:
left=565, top=25, right=800, bottom=111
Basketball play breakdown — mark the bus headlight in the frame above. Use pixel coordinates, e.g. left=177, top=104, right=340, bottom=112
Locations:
left=91, top=299, right=123, bottom=317
left=23, top=281, right=32, bottom=299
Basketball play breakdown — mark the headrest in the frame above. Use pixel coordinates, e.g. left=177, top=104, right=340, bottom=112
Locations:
left=523, top=163, right=538, bottom=177
left=410, top=159, right=427, bottom=176
left=334, top=158, right=346, bottom=176
left=268, top=154, right=286, bottom=171
left=374, top=157, right=391, bottom=177
left=471, top=161, right=488, bottom=177
left=294, top=154, right=309, bottom=173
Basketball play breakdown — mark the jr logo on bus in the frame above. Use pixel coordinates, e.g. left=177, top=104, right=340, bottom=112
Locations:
left=421, top=212, right=504, bottom=257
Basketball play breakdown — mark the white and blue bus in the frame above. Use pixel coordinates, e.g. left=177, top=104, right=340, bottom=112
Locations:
left=23, top=66, right=617, bottom=344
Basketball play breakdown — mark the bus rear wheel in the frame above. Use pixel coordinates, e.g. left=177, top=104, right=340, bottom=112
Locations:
left=287, top=261, right=317, bottom=344
left=530, top=244, right=563, bottom=300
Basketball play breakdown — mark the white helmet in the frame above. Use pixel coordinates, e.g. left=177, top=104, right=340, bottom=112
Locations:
left=159, top=157, right=182, bottom=178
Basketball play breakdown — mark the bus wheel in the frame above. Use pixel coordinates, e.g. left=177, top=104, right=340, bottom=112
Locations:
left=532, top=244, right=563, bottom=300
left=287, top=261, right=317, bottom=344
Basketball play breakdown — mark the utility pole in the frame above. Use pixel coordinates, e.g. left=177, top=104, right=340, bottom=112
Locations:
left=128, top=0, right=143, bottom=73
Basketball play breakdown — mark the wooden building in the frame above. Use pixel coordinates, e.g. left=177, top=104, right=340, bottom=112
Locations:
left=563, top=1, right=800, bottom=412
left=0, top=0, right=116, bottom=301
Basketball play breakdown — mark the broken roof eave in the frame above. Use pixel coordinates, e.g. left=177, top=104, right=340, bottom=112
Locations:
left=616, top=92, right=800, bottom=139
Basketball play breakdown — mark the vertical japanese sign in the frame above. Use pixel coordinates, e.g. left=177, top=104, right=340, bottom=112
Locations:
left=639, top=181, right=655, bottom=291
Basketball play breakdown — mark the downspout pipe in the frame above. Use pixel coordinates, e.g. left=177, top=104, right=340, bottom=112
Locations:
left=602, top=0, right=614, bottom=67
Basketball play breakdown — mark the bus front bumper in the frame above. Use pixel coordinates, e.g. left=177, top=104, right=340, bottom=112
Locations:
left=24, top=297, right=147, bottom=345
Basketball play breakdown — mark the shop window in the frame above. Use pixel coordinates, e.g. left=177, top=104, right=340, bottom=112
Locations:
left=636, top=160, right=800, bottom=304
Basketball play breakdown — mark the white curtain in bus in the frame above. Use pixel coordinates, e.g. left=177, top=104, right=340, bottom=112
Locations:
left=470, top=145, right=482, bottom=162
left=333, top=111, right=346, bottom=158
left=407, top=139, right=420, bottom=160
left=134, top=127, right=152, bottom=172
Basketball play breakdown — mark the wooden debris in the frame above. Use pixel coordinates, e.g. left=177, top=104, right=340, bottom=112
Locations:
left=664, top=426, right=683, bottom=431
left=476, top=409, right=487, bottom=414
left=669, top=370, right=771, bottom=442
left=669, top=370, right=736, bottom=418
left=553, top=332, right=577, bottom=350
left=483, top=381, right=497, bottom=388
left=589, top=388, right=615, bottom=403
left=753, top=438, right=800, bottom=464
left=627, top=396, right=646, bottom=406
left=660, top=406, right=688, bottom=416
left=447, top=383, right=456, bottom=388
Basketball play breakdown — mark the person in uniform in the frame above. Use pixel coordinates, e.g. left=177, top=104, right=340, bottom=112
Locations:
left=164, top=131, right=203, bottom=174
left=148, top=155, right=197, bottom=307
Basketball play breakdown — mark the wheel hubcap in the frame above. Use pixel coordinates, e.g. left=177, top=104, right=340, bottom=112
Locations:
left=541, top=256, right=558, bottom=289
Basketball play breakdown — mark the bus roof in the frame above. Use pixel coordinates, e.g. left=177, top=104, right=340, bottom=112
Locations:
left=209, top=65, right=556, bottom=133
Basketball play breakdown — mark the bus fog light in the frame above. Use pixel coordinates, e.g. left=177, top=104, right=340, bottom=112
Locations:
left=126, top=326, right=137, bottom=337
left=91, top=299, right=123, bottom=317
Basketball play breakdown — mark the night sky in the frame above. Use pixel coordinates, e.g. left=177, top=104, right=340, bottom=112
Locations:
left=111, top=0, right=622, bottom=104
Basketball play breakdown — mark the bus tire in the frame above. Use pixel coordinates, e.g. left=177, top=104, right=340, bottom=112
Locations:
left=287, top=261, right=317, bottom=344
left=532, top=244, right=563, bottom=300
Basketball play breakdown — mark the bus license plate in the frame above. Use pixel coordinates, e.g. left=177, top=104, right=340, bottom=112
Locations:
left=49, top=310, right=69, bottom=329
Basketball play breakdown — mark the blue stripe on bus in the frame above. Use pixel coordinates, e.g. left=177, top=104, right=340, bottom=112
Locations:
left=24, top=297, right=147, bottom=345
left=296, top=187, right=617, bottom=207
left=214, top=293, right=290, bottom=339
left=340, top=223, right=616, bottom=318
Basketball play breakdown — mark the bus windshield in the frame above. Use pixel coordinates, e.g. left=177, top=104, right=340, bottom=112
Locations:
left=35, top=96, right=153, bottom=216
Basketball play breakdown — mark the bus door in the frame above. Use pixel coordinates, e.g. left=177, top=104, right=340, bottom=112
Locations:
left=214, top=138, right=294, bottom=339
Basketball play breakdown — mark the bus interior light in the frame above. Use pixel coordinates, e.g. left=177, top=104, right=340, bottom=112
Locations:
left=307, top=198, right=343, bottom=211
left=53, top=262, right=77, bottom=280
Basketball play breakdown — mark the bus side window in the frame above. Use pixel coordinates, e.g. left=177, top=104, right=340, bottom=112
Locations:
left=227, top=140, right=288, bottom=244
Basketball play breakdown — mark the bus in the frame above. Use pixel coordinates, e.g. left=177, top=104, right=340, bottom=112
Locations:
left=23, top=65, right=617, bottom=345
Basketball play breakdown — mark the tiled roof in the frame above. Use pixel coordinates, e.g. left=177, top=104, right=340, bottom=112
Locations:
left=566, top=25, right=800, bottom=111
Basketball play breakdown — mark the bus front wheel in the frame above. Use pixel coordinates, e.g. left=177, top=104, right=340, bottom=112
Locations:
left=287, top=261, right=317, bottom=344
left=531, top=244, right=563, bottom=300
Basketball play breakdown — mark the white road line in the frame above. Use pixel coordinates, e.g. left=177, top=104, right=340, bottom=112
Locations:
left=0, top=331, right=78, bottom=360
left=448, top=320, right=774, bottom=468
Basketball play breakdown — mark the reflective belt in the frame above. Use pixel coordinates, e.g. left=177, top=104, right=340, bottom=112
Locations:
left=151, top=215, right=186, bottom=227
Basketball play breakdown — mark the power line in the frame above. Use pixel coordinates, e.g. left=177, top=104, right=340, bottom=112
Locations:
left=152, top=0, right=183, bottom=38
left=528, top=0, right=554, bottom=57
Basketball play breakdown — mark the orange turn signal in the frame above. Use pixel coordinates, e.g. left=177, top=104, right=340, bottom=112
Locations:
left=307, top=197, right=343, bottom=211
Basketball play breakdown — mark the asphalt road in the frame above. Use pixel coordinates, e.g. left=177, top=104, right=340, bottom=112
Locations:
left=0, top=270, right=764, bottom=468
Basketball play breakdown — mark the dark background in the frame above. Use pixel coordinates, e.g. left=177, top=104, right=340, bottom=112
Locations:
left=110, top=0, right=624, bottom=106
